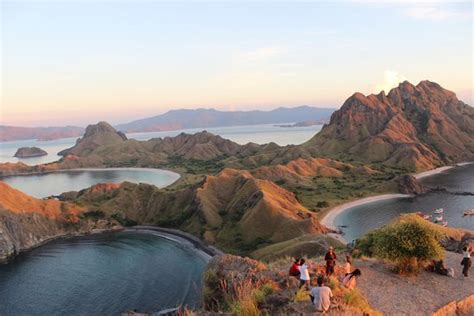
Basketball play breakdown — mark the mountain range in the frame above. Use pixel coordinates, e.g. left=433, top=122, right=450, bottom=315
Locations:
left=0, top=106, right=334, bottom=141
left=114, top=106, right=334, bottom=133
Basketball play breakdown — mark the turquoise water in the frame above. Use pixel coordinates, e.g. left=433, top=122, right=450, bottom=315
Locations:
left=1, top=168, right=180, bottom=198
left=335, top=164, right=474, bottom=242
left=0, top=231, right=208, bottom=315
left=0, top=123, right=322, bottom=165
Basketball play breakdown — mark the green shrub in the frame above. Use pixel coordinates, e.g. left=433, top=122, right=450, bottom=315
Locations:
left=356, top=215, right=444, bottom=274
left=316, top=200, right=329, bottom=208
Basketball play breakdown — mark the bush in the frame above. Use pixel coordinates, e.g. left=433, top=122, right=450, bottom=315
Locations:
left=356, top=215, right=444, bottom=274
left=316, top=200, right=329, bottom=208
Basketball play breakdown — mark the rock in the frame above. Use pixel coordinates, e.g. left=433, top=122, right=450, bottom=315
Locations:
left=13, top=147, right=47, bottom=158
left=396, top=175, right=424, bottom=195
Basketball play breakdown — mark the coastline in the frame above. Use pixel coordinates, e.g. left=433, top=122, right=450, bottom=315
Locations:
left=1, top=225, right=222, bottom=265
left=321, top=162, right=473, bottom=244
left=126, top=226, right=223, bottom=259
left=320, top=194, right=411, bottom=244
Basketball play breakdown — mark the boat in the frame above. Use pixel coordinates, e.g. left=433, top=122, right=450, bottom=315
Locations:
left=441, top=221, right=448, bottom=227
left=434, top=208, right=444, bottom=214
left=434, top=215, right=443, bottom=222
left=415, top=212, right=432, bottom=220
left=463, top=209, right=474, bottom=217
left=423, top=214, right=432, bottom=220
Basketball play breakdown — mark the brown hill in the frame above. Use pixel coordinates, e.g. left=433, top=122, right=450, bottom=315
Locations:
left=305, top=81, right=474, bottom=171
left=69, top=169, right=328, bottom=254
left=252, top=157, right=377, bottom=184
left=55, top=121, right=272, bottom=167
left=0, top=182, right=95, bottom=262
left=58, top=121, right=127, bottom=157
left=196, top=169, right=327, bottom=247
left=0, top=181, right=85, bottom=220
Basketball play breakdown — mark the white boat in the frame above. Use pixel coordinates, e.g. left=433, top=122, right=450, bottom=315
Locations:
left=423, top=214, right=432, bottom=220
left=463, top=209, right=474, bottom=216
left=441, top=221, right=448, bottom=227
left=434, top=215, right=443, bottom=222
left=434, top=208, right=444, bottom=214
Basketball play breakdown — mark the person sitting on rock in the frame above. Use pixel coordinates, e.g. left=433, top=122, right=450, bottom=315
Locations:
left=309, top=276, right=333, bottom=313
left=324, top=246, right=337, bottom=276
left=342, top=268, right=361, bottom=290
left=298, top=258, right=311, bottom=290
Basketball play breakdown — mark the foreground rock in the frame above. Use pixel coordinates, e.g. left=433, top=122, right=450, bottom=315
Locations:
left=14, top=147, right=48, bottom=158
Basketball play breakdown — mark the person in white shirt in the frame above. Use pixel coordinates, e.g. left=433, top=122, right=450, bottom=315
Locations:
left=309, top=276, right=333, bottom=313
left=298, top=259, right=310, bottom=289
left=344, top=255, right=352, bottom=275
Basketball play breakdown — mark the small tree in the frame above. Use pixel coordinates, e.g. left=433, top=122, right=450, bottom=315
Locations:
left=356, top=215, right=444, bottom=274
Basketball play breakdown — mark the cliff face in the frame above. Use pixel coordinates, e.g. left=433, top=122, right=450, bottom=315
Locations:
left=305, top=81, right=474, bottom=171
left=0, top=182, right=112, bottom=263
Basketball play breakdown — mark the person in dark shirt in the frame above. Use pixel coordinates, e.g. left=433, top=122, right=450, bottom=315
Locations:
left=324, top=246, right=337, bottom=276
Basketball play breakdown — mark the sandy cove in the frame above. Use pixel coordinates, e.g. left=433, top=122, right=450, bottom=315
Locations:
left=320, top=194, right=410, bottom=244
left=320, top=163, right=473, bottom=244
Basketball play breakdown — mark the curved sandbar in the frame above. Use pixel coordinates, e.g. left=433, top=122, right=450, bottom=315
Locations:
left=127, top=226, right=223, bottom=259
left=320, top=194, right=410, bottom=244
left=321, top=162, right=474, bottom=243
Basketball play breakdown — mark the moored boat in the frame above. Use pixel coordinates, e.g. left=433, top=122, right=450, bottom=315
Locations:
left=463, top=209, right=474, bottom=216
left=434, top=208, right=444, bottom=214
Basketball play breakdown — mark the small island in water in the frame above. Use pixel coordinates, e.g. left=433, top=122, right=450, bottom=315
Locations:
left=13, top=147, right=48, bottom=158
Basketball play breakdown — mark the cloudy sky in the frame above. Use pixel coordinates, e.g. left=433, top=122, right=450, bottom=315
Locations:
left=1, top=0, right=472, bottom=126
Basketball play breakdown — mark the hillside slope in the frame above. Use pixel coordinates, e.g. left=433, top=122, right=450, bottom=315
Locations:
left=305, top=81, right=474, bottom=171
left=0, top=182, right=96, bottom=262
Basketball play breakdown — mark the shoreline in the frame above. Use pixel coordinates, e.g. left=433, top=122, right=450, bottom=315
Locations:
left=126, top=226, right=223, bottom=259
left=320, top=194, right=411, bottom=244
left=1, top=225, right=222, bottom=265
left=321, top=162, right=473, bottom=244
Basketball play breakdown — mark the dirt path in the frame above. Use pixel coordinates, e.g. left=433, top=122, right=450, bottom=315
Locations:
left=357, top=251, right=473, bottom=315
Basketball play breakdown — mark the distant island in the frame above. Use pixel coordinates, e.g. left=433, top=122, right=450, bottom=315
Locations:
left=0, top=106, right=335, bottom=142
left=275, top=119, right=326, bottom=128
left=0, top=125, right=85, bottom=142
left=14, top=147, right=48, bottom=158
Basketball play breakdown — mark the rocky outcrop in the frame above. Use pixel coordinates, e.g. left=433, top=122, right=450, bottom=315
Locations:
left=13, top=147, right=48, bottom=158
left=396, top=175, right=425, bottom=195
left=305, top=81, right=474, bottom=171
left=58, top=121, right=127, bottom=157
left=0, top=181, right=114, bottom=262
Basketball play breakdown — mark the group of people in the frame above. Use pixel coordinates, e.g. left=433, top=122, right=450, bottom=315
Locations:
left=428, top=246, right=472, bottom=278
left=288, top=247, right=362, bottom=313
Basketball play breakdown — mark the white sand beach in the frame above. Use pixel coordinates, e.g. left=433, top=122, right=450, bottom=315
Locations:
left=320, top=194, right=410, bottom=243
left=321, top=162, right=473, bottom=244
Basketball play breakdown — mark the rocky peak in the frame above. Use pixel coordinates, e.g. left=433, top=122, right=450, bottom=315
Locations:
left=58, top=121, right=127, bottom=157
left=83, top=121, right=127, bottom=140
left=305, top=80, right=474, bottom=171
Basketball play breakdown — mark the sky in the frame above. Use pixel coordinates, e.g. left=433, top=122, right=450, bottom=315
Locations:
left=1, top=0, right=473, bottom=127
